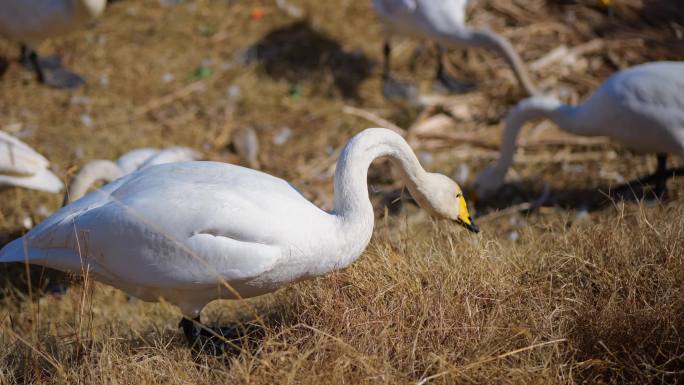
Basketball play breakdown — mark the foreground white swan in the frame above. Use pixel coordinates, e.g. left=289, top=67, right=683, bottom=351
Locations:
left=372, top=0, right=538, bottom=98
left=0, top=128, right=477, bottom=345
left=0, top=0, right=106, bottom=88
left=0, top=131, right=63, bottom=193
left=475, top=61, right=684, bottom=198
left=65, top=146, right=200, bottom=203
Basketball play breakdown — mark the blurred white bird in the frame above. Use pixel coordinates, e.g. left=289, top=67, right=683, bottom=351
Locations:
left=0, top=131, right=63, bottom=193
left=0, top=0, right=106, bottom=88
left=372, top=0, right=538, bottom=99
left=65, top=146, right=200, bottom=203
left=0, top=128, right=478, bottom=347
left=475, top=61, right=684, bottom=199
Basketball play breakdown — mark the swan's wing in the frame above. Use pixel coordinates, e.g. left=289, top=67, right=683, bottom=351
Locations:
left=0, top=167, right=63, bottom=193
left=116, top=148, right=158, bottom=174
left=576, top=62, right=684, bottom=151
left=612, top=62, right=684, bottom=111
left=0, top=131, right=50, bottom=176
left=1, top=162, right=309, bottom=290
left=138, top=147, right=201, bottom=170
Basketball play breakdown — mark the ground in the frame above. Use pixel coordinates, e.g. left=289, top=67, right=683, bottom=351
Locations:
left=0, top=0, right=682, bottom=384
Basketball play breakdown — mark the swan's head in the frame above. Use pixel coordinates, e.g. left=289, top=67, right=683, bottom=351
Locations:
left=421, top=173, right=479, bottom=233
left=473, top=164, right=505, bottom=201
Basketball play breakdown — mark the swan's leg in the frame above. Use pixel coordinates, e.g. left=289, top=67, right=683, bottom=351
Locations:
left=179, top=316, right=261, bottom=355
left=653, top=153, right=668, bottom=198
left=381, top=39, right=418, bottom=102
left=20, top=44, right=84, bottom=89
left=433, top=45, right=473, bottom=93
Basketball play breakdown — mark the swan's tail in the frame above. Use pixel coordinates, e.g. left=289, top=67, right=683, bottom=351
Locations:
left=0, top=237, right=30, bottom=263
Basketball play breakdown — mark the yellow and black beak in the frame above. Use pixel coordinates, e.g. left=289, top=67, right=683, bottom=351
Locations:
left=456, top=194, right=480, bottom=233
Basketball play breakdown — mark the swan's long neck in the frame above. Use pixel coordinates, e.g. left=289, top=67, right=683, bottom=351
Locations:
left=65, top=160, right=123, bottom=205
left=453, top=29, right=538, bottom=96
left=492, top=96, right=579, bottom=180
left=331, top=128, right=429, bottom=258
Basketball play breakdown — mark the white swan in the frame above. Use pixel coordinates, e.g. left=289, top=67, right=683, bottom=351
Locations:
left=0, top=131, right=63, bottom=193
left=0, top=128, right=477, bottom=345
left=475, top=61, right=684, bottom=199
left=65, top=146, right=200, bottom=203
left=372, top=0, right=538, bottom=98
left=0, top=0, right=106, bottom=88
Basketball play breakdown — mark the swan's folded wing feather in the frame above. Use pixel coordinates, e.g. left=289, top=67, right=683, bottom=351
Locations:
left=0, top=131, right=50, bottom=175
left=185, top=232, right=282, bottom=283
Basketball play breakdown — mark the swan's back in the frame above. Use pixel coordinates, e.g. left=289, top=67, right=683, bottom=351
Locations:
left=107, top=162, right=319, bottom=234
left=577, top=61, right=684, bottom=154
left=23, top=161, right=325, bottom=256
left=608, top=62, right=684, bottom=111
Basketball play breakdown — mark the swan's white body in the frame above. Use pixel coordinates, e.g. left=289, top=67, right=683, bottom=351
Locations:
left=372, top=0, right=538, bottom=95
left=0, top=0, right=106, bottom=46
left=373, top=0, right=466, bottom=40
left=475, top=61, right=684, bottom=197
left=0, top=128, right=476, bottom=317
left=66, top=146, right=200, bottom=203
left=0, top=131, right=63, bottom=193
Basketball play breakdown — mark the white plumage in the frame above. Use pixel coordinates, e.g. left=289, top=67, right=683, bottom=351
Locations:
left=0, top=0, right=106, bottom=46
left=475, top=61, right=684, bottom=198
left=0, top=131, right=63, bottom=193
left=0, top=128, right=477, bottom=324
left=372, top=0, right=538, bottom=95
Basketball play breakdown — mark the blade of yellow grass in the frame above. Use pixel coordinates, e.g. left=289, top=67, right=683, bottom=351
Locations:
left=416, top=338, right=568, bottom=385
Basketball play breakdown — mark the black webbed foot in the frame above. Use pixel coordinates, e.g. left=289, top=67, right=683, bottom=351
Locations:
left=179, top=317, right=263, bottom=355
left=20, top=44, right=84, bottom=89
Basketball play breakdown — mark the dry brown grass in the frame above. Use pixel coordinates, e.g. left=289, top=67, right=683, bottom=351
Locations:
left=1, top=0, right=683, bottom=383
left=0, top=202, right=682, bottom=384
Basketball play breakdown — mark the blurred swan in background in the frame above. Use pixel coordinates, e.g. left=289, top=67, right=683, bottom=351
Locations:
left=0, top=131, right=63, bottom=193
left=372, top=0, right=538, bottom=99
left=0, top=128, right=478, bottom=347
left=0, top=0, right=106, bottom=88
left=65, top=146, right=200, bottom=203
left=475, top=61, right=684, bottom=199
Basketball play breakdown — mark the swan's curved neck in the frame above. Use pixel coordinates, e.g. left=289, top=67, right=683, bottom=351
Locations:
left=460, top=29, right=538, bottom=96
left=332, top=128, right=428, bottom=250
left=65, top=160, right=123, bottom=204
left=493, top=96, right=578, bottom=178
